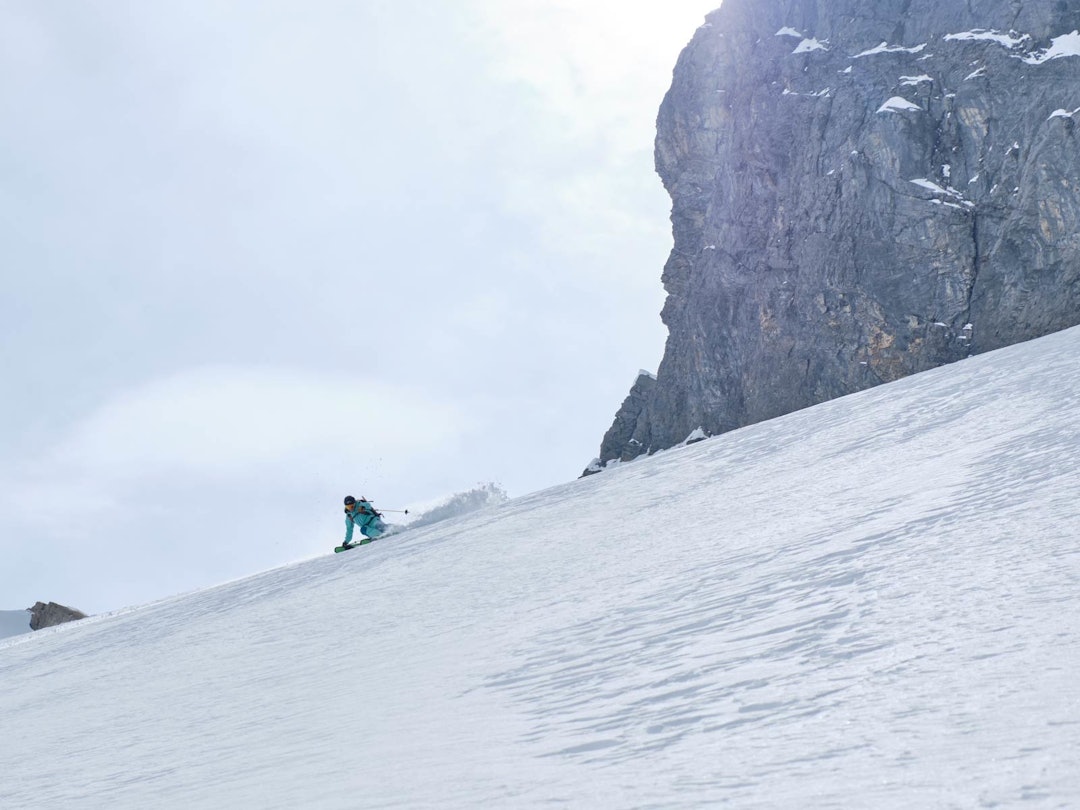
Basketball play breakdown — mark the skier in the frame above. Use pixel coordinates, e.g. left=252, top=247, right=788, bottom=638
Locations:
left=342, top=495, right=386, bottom=548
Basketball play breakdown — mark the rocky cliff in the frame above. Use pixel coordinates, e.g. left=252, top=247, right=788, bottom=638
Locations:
left=588, top=0, right=1080, bottom=471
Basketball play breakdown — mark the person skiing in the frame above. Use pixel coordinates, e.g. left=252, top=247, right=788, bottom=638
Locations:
left=342, top=495, right=386, bottom=548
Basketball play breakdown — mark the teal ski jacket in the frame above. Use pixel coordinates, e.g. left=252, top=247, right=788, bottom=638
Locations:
left=345, top=499, right=386, bottom=544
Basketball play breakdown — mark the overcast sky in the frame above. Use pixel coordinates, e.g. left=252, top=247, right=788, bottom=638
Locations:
left=1, top=0, right=718, bottom=613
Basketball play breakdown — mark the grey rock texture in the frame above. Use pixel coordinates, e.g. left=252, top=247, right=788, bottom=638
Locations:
left=28, top=601, right=87, bottom=631
left=584, top=372, right=656, bottom=474
left=591, top=0, right=1080, bottom=469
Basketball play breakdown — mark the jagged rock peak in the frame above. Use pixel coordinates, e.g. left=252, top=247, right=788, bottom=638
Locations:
left=582, top=371, right=657, bottom=475
left=589, top=0, right=1080, bottom=471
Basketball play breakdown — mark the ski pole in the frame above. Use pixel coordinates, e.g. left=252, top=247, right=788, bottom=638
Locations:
left=378, top=508, right=409, bottom=514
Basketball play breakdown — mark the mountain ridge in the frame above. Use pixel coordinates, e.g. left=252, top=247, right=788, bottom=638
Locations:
left=590, top=0, right=1080, bottom=470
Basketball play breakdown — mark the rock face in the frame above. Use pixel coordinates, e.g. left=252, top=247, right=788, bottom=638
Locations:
left=590, top=0, right=1080, bottom=470
left=584, top=372, right=657, bottom=473
left=28, top=601, right=87, bottom=631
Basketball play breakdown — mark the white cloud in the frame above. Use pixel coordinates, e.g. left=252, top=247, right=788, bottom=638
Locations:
left=54, top=367, right=465, bottom=477
left=1, top=367, right=468, bottom=531
left=469, top=0, right=713, bottom=130
left=465, top=0, right=715, bottom=262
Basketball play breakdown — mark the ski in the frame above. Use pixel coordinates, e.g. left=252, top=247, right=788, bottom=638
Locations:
left=334, top=537, right=377, bottom=553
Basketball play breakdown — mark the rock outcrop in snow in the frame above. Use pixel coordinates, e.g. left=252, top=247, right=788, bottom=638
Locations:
left=583, top=371, right=656, bottom=473
left=590, top=0, right=1080, bottom=470
left=28, top=601, right=87, bottom=630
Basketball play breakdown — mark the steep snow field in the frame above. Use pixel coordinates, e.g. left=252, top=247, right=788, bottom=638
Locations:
left=2, top=327, right=1079, bottom=808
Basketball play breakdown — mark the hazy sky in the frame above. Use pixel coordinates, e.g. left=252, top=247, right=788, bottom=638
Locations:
left=1, top=0, right=718, bottom=613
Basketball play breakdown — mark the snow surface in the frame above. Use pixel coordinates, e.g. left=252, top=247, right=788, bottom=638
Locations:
left=1049, top=107, right=1080, bottom=120
left=877, top=96, right=922, bottom=113
left=681, top=427, right=708, bottom=444
left=793, top=38, right=828, bottom=54
left=1021, top=31, right=1080, bottom=65
left=944, top=30, right=1029, bottom=49
left=909, top=178, right=950, bottom=194
left=855, top=42, right=927, bottom=58
left=0, top=610, right=30, bottom=640
left=3, top=326, right=1080, bottom=808
left=909, top=178, right=976, bottom=210
left=783, top=88, right=831, bottom=98
left=402, top=482, right=509, bottom=531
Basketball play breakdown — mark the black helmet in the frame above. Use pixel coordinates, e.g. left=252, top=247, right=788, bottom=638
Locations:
left=344, top=495, right=356, bottom=506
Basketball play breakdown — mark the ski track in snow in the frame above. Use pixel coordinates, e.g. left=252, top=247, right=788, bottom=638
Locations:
left=3, top=328, right=1080, bottom=808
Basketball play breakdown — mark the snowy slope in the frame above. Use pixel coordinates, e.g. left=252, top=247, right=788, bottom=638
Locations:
left=2, top=327, right=1080, bottom=808
left=0, top=610, right=30, bottom=640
